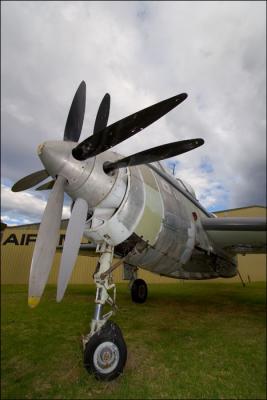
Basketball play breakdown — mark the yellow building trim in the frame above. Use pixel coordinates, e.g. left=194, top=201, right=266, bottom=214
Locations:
left=215, top=205, right=266, bottom=218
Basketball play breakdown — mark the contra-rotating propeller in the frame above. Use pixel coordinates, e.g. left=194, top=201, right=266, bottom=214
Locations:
left=11, top=81, right=204, bottom=306
left=34, top=92, right=111, bottom=192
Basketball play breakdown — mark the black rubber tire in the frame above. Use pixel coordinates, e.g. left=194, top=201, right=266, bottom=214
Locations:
left=131, top=279, right=148, bottom=303
left=84, top=320, right=127, bottom=381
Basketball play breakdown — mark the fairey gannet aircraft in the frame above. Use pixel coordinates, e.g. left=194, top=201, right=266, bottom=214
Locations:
left=12, top=81, right=266, bottom=381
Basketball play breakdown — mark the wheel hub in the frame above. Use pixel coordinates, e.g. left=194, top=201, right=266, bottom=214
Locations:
left=93, top=341, right=119, bottom=374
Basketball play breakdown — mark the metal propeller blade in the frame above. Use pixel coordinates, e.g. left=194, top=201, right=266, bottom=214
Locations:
left=72, top=93, right=188, bottom=161
left=104, top=138, right=204, bottom=173
left=28, top=176, right=66, bottom=308
left=35, top=180, right=55, bottom=191
left=64, top=81, right=86, bottom=142
left=12, top=169, right=49, bottom=192
left=56, top=198, right=88, bottom=302
left=93, top=93, right=110, bottom=134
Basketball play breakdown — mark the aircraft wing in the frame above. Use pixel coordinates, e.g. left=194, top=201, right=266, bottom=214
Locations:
left=201, top=217, right=267, bottom=254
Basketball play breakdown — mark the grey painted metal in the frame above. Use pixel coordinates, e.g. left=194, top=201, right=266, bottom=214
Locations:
left=57, top=198, right=89, bottom=302
left=28, top=175, right=66, bottom=306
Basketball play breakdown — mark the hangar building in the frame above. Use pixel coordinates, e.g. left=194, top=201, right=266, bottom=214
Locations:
left=1, top=205, right=266, bottom=285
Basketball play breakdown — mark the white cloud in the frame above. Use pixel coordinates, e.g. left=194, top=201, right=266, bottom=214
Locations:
left=1, top=184, right=71, bottom=225
left=172, top=162, right=229, bottom=210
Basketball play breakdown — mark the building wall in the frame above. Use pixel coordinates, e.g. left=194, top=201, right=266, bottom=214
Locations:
left=1, top=206, right=266, bottom=284
left=1, top=229, right=175, bottom=284
left=214, top=206, right=266, bottom=283
left=215, top=206, right=266, bottom=218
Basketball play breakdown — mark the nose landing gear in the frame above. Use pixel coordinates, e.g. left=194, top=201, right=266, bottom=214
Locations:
left=82, top=243, right=127, bottom=381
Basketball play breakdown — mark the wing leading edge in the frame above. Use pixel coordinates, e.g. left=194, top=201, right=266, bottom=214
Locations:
left=202, top=217, right=267, bottom=254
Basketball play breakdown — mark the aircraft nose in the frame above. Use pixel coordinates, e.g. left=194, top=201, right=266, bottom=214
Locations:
left=37, top=143, right=45, bottom=156
left=37, top=141, right=73, bottom=177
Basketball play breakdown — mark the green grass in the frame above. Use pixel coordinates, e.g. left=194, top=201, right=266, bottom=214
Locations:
left=1, top=282, right=266, bottom=399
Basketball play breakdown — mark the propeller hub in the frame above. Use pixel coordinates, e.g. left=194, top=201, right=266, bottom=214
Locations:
left=37, top=143, right=45, bottom=156
left=38, top=140, right=72, bottom=176
left=38, top=140, right=94, bottom=188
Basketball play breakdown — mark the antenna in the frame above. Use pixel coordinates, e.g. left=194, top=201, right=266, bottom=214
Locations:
left=172, top=162, right=176, bottom=176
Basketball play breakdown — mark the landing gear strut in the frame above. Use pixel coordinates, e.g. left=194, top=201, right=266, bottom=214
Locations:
left=83, top=243, right=127, bottom=381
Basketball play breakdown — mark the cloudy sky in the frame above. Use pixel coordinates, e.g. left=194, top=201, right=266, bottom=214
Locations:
left=1, top=1, right=266, bottom=226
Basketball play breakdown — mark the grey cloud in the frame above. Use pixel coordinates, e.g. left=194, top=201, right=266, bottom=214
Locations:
left=1, top=1, right=266, bottom=225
